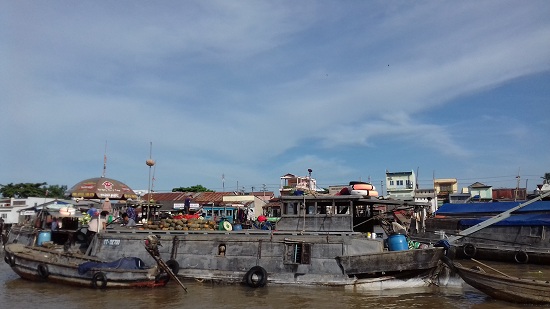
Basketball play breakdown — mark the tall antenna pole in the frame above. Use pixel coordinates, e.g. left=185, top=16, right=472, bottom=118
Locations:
left=102, top=141, right=108, bottom=178
left=146, top=142, right=155, bottom=220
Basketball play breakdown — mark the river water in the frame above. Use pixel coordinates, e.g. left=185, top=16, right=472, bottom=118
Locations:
left=0, top=252, right=546, bottom=309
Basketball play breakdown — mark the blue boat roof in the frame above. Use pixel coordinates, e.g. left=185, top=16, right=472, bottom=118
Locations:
left=460, top=213, right=550, bottom=226
left=435, top=201, right=550, bottom=215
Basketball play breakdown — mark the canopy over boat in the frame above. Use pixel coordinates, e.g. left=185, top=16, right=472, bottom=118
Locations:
left=66, top=177, right=137, bottom=200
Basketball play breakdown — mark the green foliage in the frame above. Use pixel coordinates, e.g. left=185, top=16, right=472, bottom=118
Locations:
left=172, top=185, right=214, bottom=192
left=0, top=183, right=67, bottom=198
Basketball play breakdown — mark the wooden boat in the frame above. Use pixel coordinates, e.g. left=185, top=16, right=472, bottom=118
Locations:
left=3, top=236, right=171, bottom=289
left=79, top=194, right=446, bottom=288
left=410, top=191, right=550, bottom=264
left=452, top=261, right=550, bottom=304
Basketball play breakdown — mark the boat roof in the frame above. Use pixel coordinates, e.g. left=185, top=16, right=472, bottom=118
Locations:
left=436, top=201, right=550, bottom=215
left=460, top=213, right=550, bottom=226
left=280, top=195, right=425, bottom=206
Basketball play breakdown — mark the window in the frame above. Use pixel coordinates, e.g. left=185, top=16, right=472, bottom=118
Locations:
left=284, top=242, right=311, bottom=264
left=390, top=180, right=394, bottom=186
left=397, top=180, right=404, bottom=186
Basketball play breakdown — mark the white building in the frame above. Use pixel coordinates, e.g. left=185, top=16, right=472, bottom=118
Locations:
left=0, top=197, right=58, bottom=224
left=385, top=170, right=416, bottom=200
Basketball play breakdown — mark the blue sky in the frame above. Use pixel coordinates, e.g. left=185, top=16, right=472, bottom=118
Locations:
left=1, top=1, right=549, bottom=195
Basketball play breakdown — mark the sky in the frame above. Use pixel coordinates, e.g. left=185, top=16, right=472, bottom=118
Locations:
left=1, top=1, right=549, bottom=196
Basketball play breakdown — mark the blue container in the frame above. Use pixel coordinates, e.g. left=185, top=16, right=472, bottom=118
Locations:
left=387, top=234, right=408, bottom=251
left=232, top=224, right=242, bottom=231
left=37, top=231, right=51, bottom=246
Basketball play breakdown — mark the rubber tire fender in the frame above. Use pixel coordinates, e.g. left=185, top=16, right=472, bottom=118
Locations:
left=92, top=272, right=108, bottom=289
left=37, top=264, right=49, bottom=279
left=165, top=259, right=180, bottom=275
left=440, top=256, right=455, bottom=273
left=245, top=266, right=268, bottom=288
left=514, top=250, right=529, bottom=264
left=155, top=272, right=170, bottom=283
left=463, top=243, right=477, bottom=258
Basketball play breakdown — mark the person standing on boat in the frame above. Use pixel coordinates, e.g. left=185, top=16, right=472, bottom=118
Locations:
left=122, top=213, right=137, bottom=227
left=51, top=217, right=59, bottom=231
left=184, top=195, right=191, bottom=214
left=86, top=211, right=107, bottom=245
left=126, top=206, right=137, bottom=222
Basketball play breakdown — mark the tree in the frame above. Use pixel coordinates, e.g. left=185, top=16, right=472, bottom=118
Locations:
left=172, top=185, right=214, bottom=192
left=0, top=182, right=68, bottom=198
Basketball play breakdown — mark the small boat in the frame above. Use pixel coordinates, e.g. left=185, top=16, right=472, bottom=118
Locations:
left=3, top=236, right=172, bottom=289
left=451, top=260, right=550, bottom=304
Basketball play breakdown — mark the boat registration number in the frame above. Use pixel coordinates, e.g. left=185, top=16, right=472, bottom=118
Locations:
left=103, top=239, right=121, bottom=246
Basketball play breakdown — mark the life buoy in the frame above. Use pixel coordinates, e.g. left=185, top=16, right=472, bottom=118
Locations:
left=92, top=272, right=107, bottom=289
left=463, top=243, right=477, bottom=258
left=37, top=264, right=49, bottom=279
left=165, top=259, right=180, bottom=275
left=514, top=250, right=529, bottom=264
left=75, top=231, right=87, bottom=242
left=223, top=221, right=232, bottom=231
left=244, top=266, right=267, bottom=288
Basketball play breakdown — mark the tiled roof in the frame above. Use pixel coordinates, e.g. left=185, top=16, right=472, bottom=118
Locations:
left=144, top=191, right=276, bottom=205
left=193, top=192, right=231, bottom=204
left=250, top=191, right=274, bottom=197
left=142, top=192, right=194, bottom=202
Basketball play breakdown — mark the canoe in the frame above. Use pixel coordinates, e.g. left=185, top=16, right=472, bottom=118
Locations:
left=452, top=261, right=550, bottom=304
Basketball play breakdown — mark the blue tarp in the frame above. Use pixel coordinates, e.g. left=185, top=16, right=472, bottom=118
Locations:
left=78, top=257, right=147, bottom=275
left=435, top=201, right=550, bottom=215
left=460, top=213, right=550, bottom=227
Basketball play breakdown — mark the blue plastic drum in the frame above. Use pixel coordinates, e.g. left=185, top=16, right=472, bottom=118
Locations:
left=37, top=231, right=51, bottom=246
left=387, top=234, right=408, bottom=251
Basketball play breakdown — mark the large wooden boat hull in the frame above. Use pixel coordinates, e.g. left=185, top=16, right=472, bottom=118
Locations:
left=453, top=262, right=550, bottom=304
left=85, top=229, right=445, bottom=288
left=4, top=243, right=168, bottom=289
left=6, top=194, right=447, bottom=289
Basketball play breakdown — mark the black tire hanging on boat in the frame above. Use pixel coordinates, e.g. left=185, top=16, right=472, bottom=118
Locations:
left=514, top=250, right=529, bottom=264
left=165, top=259, right=180, bottom=275
left=155, top=272, right=170, bottom=284
left=244, top=266, right=268, bottom=288
left=440, top=256, right=455, bottom=272
left=92, top=272, right=107, bottom=289
left=37, top=264, right=49, bottom=279
left=463, top=243, right=477, bottom=258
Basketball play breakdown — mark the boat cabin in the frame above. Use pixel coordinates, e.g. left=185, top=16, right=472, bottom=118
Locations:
left=200, top=205, right=237, bottom=223
left=278, top=195, right=416, bottom=234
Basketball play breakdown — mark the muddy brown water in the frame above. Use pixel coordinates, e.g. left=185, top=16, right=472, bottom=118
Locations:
left=1, top=253, right=547, bottom=309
